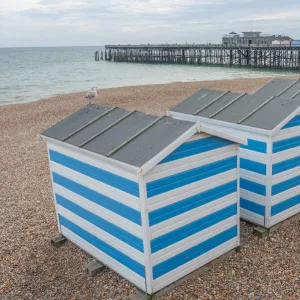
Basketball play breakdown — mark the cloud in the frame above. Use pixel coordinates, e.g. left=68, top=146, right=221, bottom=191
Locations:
left=1, top=0, right=300, bottom=47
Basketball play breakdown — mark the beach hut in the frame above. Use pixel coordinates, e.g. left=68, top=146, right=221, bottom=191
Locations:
left=39, top=104, right=245, bottom=294
left=168, top=81, right=300, bottom=229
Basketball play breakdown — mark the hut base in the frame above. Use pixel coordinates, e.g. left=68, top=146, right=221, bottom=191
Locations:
left=253, top=212, right=300, bottom=238
left=129, top=248, right=238, bottom=299
left=51, top=234, right=67, bottom=248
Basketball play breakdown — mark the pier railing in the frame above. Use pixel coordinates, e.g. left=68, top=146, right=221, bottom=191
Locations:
left=98, top=44, right=300, bottom=70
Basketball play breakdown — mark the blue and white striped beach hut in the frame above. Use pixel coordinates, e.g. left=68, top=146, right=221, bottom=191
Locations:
left=168, top=78, right=300, bottom=229
left=39, top=104, right=245, bottom=294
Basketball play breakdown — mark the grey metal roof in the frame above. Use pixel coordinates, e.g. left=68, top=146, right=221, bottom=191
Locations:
left=41, top=104, right=195, bottom=167
left=253, top=78, right=300, bottom=98
left=169, top=82, right=300, bottom=131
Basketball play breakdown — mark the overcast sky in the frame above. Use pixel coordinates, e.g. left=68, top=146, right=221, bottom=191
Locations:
left=1, top=0, right=300, bottom=47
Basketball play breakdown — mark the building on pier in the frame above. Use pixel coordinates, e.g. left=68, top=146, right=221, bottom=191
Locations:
left=222, top=31, right=292, bottom=47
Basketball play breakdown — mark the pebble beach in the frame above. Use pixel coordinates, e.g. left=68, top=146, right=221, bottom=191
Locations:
left=1, top=77, right=300, bottom=299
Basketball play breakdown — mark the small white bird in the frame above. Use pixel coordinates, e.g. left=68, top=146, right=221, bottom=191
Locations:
left=86, top=87, right=98, bottom=99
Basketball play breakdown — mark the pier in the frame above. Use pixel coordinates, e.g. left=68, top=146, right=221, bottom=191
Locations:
left=101, top=44, right=300, bottom=70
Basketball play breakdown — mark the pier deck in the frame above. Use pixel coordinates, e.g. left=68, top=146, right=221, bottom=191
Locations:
left=101, top=44, right=300, bottom=70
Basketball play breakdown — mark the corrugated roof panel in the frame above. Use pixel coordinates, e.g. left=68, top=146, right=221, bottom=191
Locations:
left=110, top=117, right=194, bottom=167
left=212, top=94, right=270, bottom=124
left=170, top=89, right=224, bottom=115
left=83, top=111, right=158, bottom=157
left=196, top=92, right=242, bottom=117
left=41, top=104, right=196, bottom=167
left=254, top=78, right=298, bottom=98
left=241, top=97, right=300, bottom=130
left=41, top=104, right=111, bottom=141
left=169, top=78, right=300, bottom=131
left=280, top=80, right=300, bottom=99
left=65, top=108, right=131, bottom=146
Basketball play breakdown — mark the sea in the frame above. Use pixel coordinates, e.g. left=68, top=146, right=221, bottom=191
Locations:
left=0, top=46, right=298, bottom=106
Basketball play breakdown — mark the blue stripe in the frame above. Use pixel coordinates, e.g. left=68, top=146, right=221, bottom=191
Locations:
left=240, top=178, right=266, bottom=196
left=147, top=156, right=237, bottom=198
left=273, top=136, right=300, bottom=153
left=272, top=176, right=300, bottom=196
left=159, top=137, right=233, bottom=164
left=271, top=194, right=300, bottom=216
left=273, top=156, right=300, bottom=175
left=49, top=150, right=139, bottom=197
left=56, top=194, right=144, bottom=252
left=240, top=198, right=265, bottom=216
left=59, top=215, right=145, bottom=277
left=149, top=180, right=237, bottom=226
left=282, top=115, right=300, bottom=129
left=151, top=204, right=237, bottom=253
left=52, top=172, right=142, bottom=225
left=240, top=158, right=267, bottom=175
left=241, top=139, right=267, bottom=154
left=152, top=226, right=237, bottom=279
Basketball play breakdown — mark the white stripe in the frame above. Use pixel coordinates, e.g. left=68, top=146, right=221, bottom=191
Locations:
left=138, top=176, right=153, bottom=293
left=57, top=206, right=144, bottom=263
left=239, top=151, right=267, bottom=164
left=240, top=148, right=268, bottom=159
left=240, top=169, right=267, bottom=185
left=272, top=168, right=299, bottom=186
left=148, top=171, right=237, bottom=211
left=51, top=162, right=140, bottom=210
left=240, top=189, right=266, bottom=205
left=272, top=166, right=300, bottom=184
left=53, top=184, right=143, bottom=238
left=61, top=226, right=146, bottom=292
left=270, top=206, right=300, bottom=227
left=48, top=142, right=138, bottom=181
left=271, top=186, right=300, bottom=205
left=272, top=125, right=300, bottom=141
left=152, top=239, right=237, bottom=292
left=47, top=146, right=61, bottom=232
left=152, top=217, right=237, bottom=265
left=240, top=192, right=265, bottom=206
left=240, top=208, right=264, bottom=226
left=272, top=147, right=300, bottom=162
left=150, top=194, right=237, bottom=237
left=146, top=146, right=236, bottom=182
left=272, top=148, right=300, bottom=164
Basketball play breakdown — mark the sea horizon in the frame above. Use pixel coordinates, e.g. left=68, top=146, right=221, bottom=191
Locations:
left=1, top=45, right=299, bottom=106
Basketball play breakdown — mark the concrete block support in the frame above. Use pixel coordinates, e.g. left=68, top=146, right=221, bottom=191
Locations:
left=51, top=234, right=67, bottom=248
left=85, top=259, right=106, bottom=277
